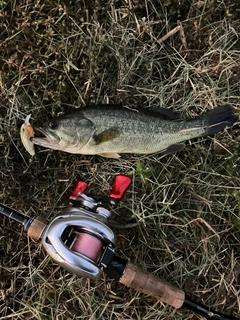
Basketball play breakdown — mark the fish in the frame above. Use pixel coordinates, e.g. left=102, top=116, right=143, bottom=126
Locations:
left=31, top=104, right=238, bottom=158
left=20, top=114, right=35, bottom=156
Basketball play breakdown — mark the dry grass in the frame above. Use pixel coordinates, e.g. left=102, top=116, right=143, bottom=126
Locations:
left=0, top=0, right=240, bottom=319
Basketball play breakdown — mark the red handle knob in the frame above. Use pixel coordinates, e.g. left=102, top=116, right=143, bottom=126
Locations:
left=69, top=181, right=88, bottom=200
left=109, top=175, right=131, bottom=201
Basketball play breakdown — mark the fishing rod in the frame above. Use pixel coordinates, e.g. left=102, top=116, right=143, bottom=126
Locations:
left=0, top=175, right=238, bottom=320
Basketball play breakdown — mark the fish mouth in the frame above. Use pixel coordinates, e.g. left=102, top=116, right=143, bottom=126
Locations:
left=31, top=127, right=61, bottom=150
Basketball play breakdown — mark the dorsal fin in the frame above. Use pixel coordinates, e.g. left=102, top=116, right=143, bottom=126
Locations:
left=147, top=107, right=181, bottom=120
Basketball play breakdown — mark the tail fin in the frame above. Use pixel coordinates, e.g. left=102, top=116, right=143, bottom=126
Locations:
left=199, top=104, right=238, bottom=135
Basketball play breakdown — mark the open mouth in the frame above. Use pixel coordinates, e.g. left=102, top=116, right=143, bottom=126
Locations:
left=31, top=127, right=60, bottom=149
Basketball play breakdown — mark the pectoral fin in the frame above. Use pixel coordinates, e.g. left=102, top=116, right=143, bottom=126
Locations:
left=98, top=152, right=121, bottom=158
left=162, top=143, right=185, bottom=154
left=94, top=128, right=120, bottom=145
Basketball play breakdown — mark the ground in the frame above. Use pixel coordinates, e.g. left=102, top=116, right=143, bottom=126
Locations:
left=0, top=0, right=240, bottom=319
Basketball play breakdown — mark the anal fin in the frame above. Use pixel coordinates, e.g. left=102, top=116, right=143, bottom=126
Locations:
left=162, top=143, right=185, bottom=154
left=98, top=152, right=121, bottom=158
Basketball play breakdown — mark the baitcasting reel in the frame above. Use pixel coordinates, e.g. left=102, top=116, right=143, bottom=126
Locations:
left=41, top=175, right=131, bottom=279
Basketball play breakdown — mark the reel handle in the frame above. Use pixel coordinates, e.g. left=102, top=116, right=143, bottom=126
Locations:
left=109, top=175, right=131, bottom=201
left=68, top=175, right=131, bottom=207
left=119, top=261, right=185, bottom=309
left=69, top=181, right=88, bottom=200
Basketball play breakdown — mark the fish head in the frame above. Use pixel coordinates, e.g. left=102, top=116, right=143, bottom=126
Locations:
left=32, top=113, right=94, bottom=153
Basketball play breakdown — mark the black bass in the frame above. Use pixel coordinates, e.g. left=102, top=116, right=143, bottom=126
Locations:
left=31, top=104, right=238, bottom=158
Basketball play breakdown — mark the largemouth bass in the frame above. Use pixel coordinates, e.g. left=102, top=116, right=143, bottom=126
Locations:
left=31, top=104, right=238, bottom=158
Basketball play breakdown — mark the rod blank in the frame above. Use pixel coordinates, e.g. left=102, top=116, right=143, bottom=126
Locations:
left=0, top=203, right=29, bottom=226
left=183, top=298, right=238, bottom=320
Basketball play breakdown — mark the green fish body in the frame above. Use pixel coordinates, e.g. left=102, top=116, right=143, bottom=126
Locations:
left=32, top=104, right=238, bottom=158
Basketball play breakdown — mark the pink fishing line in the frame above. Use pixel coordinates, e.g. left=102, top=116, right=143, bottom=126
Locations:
left=72, top=233, right=103, bottom=261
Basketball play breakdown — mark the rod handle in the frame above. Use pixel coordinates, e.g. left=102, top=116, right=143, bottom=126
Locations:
left=27, top=216, right=47, bottom=240
left=119, top=261, right=185, bottom=309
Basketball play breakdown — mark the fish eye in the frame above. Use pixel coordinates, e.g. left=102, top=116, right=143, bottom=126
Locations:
left=48, top=121, right=58, bottom=130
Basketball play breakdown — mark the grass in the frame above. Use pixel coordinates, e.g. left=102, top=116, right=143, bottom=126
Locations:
left=0, top=0, right=240, bottom=319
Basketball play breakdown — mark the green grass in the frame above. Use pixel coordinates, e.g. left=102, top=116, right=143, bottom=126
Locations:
left=1, top=0, right=240, bottom=319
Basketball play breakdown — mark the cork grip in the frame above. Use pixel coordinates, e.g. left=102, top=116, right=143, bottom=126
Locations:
left=27, top=216, right=47, bottom=240
left=119, top=261, right=185, bottom=309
